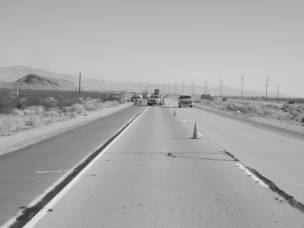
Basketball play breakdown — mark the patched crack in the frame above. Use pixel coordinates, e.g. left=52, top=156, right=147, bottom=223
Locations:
left=247, top=167, right=304, bottom=213
left=223, top=150, right=240, bottom=161
left=221, top=149, right=304, bottom=214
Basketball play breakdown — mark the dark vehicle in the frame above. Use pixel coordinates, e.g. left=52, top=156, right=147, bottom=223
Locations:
left=132, top=95, right=142, bottom=105
left=148, top=94, right=161, bottom=105
left=154, top=88, right=160, bottom=95
left=178, top=95, right=193, bottom=108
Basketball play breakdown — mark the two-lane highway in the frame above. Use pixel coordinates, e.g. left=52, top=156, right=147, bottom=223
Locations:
left=31, top=105, right=304, bottom=227
left=0, top=105, right=142, bottom=226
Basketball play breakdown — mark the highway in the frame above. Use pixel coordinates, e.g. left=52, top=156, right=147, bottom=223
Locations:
left=0, top=106, right=142, bottom=226
left=25, top=103, right=304, bottom=227
left=166, top=99, right=304, bottom=205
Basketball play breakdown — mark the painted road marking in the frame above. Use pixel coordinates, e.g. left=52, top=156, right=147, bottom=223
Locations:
left=235, top=163, right=268, bottom=188
left=36, top=170, right=67, bottom=174
left=22, top=108, right=147, bottom=228
left=1, top=108, right=146, bottom=228
left=198, top=131, right=205, bottom=138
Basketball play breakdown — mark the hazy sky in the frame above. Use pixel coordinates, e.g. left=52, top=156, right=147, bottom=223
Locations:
left=1, top=0, right=304, bottom=96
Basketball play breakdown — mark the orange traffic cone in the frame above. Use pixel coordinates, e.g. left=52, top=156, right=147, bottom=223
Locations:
left=192, top=122, right=199, bottom=139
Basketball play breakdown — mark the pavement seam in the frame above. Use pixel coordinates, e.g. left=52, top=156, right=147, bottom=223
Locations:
left=202, top=129, right=304, bottom=214
left=1, top=107, right=146, bottom=228
left=193, top=103, right=304, bottom=143
left=173, top=107, right=304, bottom=215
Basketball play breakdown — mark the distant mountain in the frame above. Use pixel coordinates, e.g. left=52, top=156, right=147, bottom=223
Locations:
left=0, top=65, right=108, bottom=91
left=15, top=74, right=75, bottom=90
left=0, top=65, right=77, bottom=83
left=0, top=65, right=284, bottom=96
left=0, top=74, right=75, bottom=90
left=0, top=65, right=145, bottom=92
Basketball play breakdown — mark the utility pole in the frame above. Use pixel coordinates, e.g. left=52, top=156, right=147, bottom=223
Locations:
left=265, top=76, right=269, bottom=102
left=174, top=83, right=177, bottom=95
left=182, top=82, right=185, bottom=93
left=204, top=80, right=208, bottom=95
left=219, top=78, right=223, bottom=97
left=78, top=72, right=82, bottom=95
left=277, top=84, right=279, bottom=100
left=192, top=81, right=195, bottom=96
left=241, top=76, right=245, bottom=97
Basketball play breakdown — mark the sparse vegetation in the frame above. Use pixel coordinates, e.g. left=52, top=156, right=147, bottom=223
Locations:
left=200, top=94, right=214, bottom=101
left=198, top=96, right=304, bottom=126
left=0, top=89, right=124, bottom=113
left=0, top=89, right=127, bottom=136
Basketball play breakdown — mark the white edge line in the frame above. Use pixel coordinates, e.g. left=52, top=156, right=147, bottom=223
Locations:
left=197, top=131, right=204, bottom=138
left=171, top=103, right=273, bottom=191
left=1, top=108, right=146, bottom=228
left=235, top=162, right=268, bottom=188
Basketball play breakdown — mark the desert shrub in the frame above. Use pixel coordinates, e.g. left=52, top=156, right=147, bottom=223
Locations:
left=24, top=115, right=41, bottom=127
left=0, top=96, right=20, bottom=113
left=28, top=106, right=45, bottom=115
left=83, top=99, right=98, bottom=111
left=226, top=102, right=252, bottom=113
left=44, top=109, right=60, bottom=118
left=77, top=97, right=84, bottom=104
left=0, top=88, right=123, bottom=112
left=0, top=88, right=125, bottom=135
left=287, top=99, right=296, bottom=104
left=12, top=109, right=24, bottom=116
left=0, top=115, right=25, bottom=135
left=201, top=94, right=214, bottom=101
left=42, top=97, right=58, bottom=108
left=69, top=104, right=85, bottom=114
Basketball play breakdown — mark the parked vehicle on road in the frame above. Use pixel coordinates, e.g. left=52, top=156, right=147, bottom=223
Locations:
left=148, top=89, right=164, bottom=106
left=148, top=94, right=162, bottom=105
left=178, top=95, right=193, bottom=108
left=132, top=95, right=142, bottom=105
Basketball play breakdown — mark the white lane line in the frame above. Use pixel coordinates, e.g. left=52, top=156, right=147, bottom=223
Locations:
left=178, top=113, right=269, bottom=189
left=172, top=108, right=287, bottom=198
left=1, top=108, right=146, bottom=228
left=235, top=163, right=268, bottom=188
left=198, top=131, right=205, bottom=138
left=35, top=170, right=67, bottom=174
left=23, top=109, right=146, bottom=228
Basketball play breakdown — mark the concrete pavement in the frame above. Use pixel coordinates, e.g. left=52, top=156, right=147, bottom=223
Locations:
left=33, top=106, right=304, bottom=228
left=0, top=105, right=142, bottom=226
left=167, top=99, right=304, bottom=208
